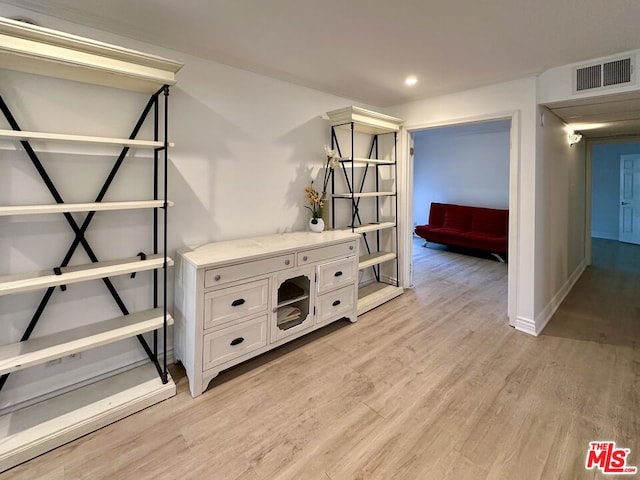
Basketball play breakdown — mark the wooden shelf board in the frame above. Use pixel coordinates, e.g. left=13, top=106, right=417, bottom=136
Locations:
left=0, top=200, right=173, bottom=217
left=339, top=157, right=395, bottom=165
left=349, top=222, right=396, bottom=234
left=332, top=192, right=395, bottom=199
left=277, top=294, right=309, bottom=309
left=0, top=363, right=175, bottom=472
left=358, top=251, right=397, bottom=270
left=0, top=308, right=173, bottom=376
left=0, top=129, right=174, bottom=148
left=357, top=283, right=404, bottom=315
left=0, top=254, right=173, bottom=297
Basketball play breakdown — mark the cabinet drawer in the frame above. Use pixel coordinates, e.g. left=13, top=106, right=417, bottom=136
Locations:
left=202, top=315, right=268, bottom=370
left=317, top=285, right=355, bottom=325
left=317, top=256, right=357, bottom=293
left=205, top=254, right=294, bottom=287
left=203, top=279, right=269, bottom=330
left=297, top=241, right=356, bottom=265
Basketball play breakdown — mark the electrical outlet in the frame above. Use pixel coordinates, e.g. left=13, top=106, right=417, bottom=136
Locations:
left=45, top=358, right=62, bottom=367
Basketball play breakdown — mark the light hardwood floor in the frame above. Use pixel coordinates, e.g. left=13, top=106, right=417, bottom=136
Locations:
left=3, top=237, right=639, bottom=479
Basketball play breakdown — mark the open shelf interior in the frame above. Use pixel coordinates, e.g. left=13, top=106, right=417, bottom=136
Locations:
left=0, top=308, right=173, bottom=376
left=276, top=275, right=310, bottom=330
left=359, top=251, right=397, bottom=270
left=357, top=282, right=404, bottom=315
left=0, top=363, right=175, bottom=472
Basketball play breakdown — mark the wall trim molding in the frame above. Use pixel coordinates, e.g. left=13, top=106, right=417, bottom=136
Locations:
left=515, top=260, right=586, bottom=336
left=592, top=231, right=618, bottom=241
left=514, top=316, right=537, bottom=335
left=533, top=259, right=587, bottom=336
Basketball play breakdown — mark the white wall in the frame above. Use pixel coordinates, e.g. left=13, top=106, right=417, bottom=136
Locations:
left=412, top=121, right=510, bottom=227
left=0, top=7, right=367, bottom=409
left=532, top=108, right=586, bottom=333
left=390, top=77, right=538, bottom=326
left=591, top=141, right=640, bottom=239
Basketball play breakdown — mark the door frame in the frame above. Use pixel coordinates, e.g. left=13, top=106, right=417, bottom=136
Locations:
left=398, top=110, right=520, bottom=325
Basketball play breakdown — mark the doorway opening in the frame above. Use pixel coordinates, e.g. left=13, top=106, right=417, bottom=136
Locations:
left=589, top=138, right=640, bottom=274
left=403, top=115, right=516, bottom=325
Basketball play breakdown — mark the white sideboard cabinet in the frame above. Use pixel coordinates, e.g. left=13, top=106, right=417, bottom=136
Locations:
left=174, top=231, right=360, bottom=397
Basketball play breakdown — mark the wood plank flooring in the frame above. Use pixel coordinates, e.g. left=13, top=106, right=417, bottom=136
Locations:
left=2, top=237, right=638, bottom=479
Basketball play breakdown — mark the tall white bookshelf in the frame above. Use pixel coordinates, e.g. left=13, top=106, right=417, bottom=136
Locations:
left=0, top=17, right=182, bottom=472
left=327, top=106, right=404, bottom=314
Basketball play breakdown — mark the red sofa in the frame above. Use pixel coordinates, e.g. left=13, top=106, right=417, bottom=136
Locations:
left=415, top=202, right=508, bottom=256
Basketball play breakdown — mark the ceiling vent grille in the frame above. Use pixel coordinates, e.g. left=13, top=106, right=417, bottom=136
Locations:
left=574, top=56, right=634, bottom=93
left=603, top=58, right=631, bottom=86
left=576, top=64, right=601, bottom=91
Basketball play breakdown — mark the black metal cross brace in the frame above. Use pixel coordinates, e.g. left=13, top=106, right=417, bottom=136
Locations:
left=0, top=85, right=170, bottom=391
left=331, top=125, right=378, bottom=279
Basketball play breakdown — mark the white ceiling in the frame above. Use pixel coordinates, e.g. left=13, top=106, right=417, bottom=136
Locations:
left=2, top=0, right=640, bottom=138
left=546, top=91, right=640, bottom=139
left=1, top=0, right=640, bottom=109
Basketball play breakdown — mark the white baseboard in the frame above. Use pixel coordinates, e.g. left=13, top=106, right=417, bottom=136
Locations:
left=592, top=231, right=618, bottom=240
left=514, top=316, right=537, bottom=335
left=516, top=260, right=586, bottom=336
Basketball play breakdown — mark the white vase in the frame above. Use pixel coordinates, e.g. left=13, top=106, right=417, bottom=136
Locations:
left=309, top=217, right=324, bottom=233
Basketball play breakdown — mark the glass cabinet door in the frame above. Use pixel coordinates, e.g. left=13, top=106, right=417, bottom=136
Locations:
left=272, top=266, right=315, bottom=342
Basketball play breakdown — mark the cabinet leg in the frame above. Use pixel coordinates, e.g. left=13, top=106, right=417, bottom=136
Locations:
left=198, top=370, right=220, bottom=397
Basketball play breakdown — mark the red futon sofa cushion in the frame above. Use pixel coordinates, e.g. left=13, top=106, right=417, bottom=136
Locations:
left=415, top=202, right=508, bottom=255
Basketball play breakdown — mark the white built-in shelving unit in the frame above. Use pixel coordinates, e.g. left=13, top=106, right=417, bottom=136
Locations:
left=327, top=106, right=404, bottom=315
left=0, top=17, right=182, bottom=472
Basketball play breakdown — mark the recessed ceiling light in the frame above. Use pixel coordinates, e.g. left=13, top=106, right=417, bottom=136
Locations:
left=404, top=76, right=418, bottom=86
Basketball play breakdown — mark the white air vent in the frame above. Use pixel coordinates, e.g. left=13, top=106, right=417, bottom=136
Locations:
left=574, top=56, right=634, bottom=93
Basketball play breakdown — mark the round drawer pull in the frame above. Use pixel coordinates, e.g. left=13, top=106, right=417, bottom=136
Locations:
left=332, top=300, right=341, bottom=307
left=284, top=259, right=290, bottom=265
left=230, top=337, right=245, bottom=346
left=231, top=298, right=245, bottom=307
left=214, top=274, right=221, bottom=281
left=334, top=271, right=343, bottom=277
left=349, top=245, right=354, bottom=250
left=302, top=255, right=308, bottom=261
